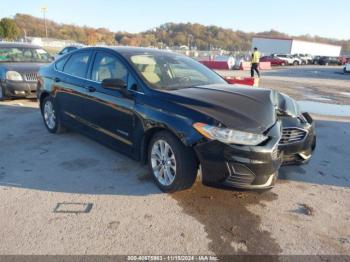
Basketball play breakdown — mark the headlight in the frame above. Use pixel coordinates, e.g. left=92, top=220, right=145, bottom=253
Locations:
left=193, top=123, right=268, bottom=146
left=6, top=71, right=23, bottom=81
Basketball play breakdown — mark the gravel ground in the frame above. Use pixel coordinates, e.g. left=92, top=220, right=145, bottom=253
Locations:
left=0, top=67, right=350, bottom=257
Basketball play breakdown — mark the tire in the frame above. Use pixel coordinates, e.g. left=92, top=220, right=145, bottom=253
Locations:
left=281, top=62, right=286, bottom=66
left=293, top=61, right=299, bottom=66
left=0, top=84, right=7, bottom=101
left=41, top=96, right=65, bottom=134
left=148, top=131, right=198, bottom=193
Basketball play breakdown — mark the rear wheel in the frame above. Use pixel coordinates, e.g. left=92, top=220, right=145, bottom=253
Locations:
left=293, top=61, right=299, bottom=66
left=148, top=131, right=198, bottom=192
left=41, top=96, right=65, bottom=134
left=0, top=85, right=7, bottom=101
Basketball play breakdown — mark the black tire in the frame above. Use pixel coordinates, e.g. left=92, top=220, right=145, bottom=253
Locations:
left=147, top=131, right=198, bottom=193
left=293, top=61, right=299, bottom=66
left=41, top=96, right=65, bottom=134
left=0, top=84, right=7, bottom=101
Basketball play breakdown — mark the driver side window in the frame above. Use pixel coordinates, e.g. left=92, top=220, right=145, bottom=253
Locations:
left=91, top=52, right=128, bottom=84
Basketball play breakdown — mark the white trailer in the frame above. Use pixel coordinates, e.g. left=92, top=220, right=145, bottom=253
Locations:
left=252, top=37, right=342, bottom=56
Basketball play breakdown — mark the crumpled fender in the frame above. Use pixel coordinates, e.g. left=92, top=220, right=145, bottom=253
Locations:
left=270, top=91, right=300, bottom=117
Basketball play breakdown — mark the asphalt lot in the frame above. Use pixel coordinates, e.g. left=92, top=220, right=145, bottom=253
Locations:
left=0, top=66, right=350, bottom=256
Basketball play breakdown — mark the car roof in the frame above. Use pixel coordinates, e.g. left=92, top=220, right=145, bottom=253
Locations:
left=80, top=46, right=178, bottom=57
left=0, top=42, right=42, bottom=49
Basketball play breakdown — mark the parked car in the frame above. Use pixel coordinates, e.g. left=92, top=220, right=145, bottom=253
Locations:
left=318, top=56, right=344, bottom=66
left=260, top=56, right=286, bottom=66
left=338, top=56, right=347, bottom=65
left=55, top=45, right=84, bottom=60
left=344, top=63, right=350, bottom=73
left=37, top=47, right=316, bottom=192
left=292, top=54, right=307, bottom=65
left=273, top=54, right=300, bottom=65
left=294, top=54, right=313, bottom=64
left=312, top=56, right=322, bottom=65
left=0, top=43, right=52, bottom=100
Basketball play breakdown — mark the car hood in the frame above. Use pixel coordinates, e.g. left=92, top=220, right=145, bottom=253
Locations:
left=0, top=62, right=48, bottom=73
left=163, top=84, right=279, bottom=134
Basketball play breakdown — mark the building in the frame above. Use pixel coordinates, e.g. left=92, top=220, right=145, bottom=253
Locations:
left=252, top=37, right=342, bottom=56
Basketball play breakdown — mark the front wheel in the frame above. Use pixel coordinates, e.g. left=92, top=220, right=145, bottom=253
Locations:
left=148, top=131, right=198, bottom=192
left=41, top=96, right=65, bottom=134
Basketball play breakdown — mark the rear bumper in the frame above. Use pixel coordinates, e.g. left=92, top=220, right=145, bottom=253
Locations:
left=194, top=122, right=282, bottom=190
left=2, top=80, right=37, bottom=98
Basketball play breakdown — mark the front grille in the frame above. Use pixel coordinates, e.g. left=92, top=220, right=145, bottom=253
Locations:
left=23, top=72, right=38, bottom=82
left=279, top=128, right=307, bottom=145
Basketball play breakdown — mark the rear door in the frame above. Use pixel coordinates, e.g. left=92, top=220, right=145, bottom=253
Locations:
left=81, top=50, right=137, bottom=155
left=54, top=51, right=92, bottom=126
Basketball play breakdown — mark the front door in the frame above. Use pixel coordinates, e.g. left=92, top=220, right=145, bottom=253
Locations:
left=81, top=51, right=136, bottom=155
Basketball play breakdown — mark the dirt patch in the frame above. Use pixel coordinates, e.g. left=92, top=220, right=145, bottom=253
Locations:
left=171, top=182, right=282, bottom=256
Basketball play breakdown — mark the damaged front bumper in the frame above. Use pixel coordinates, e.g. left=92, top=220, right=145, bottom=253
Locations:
left=279, top=112, right=316, bottom=165
left=194, top=122, right=283, bottom=190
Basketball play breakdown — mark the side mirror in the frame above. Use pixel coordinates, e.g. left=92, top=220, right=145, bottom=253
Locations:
left=102, top=78, right=127, bottom=92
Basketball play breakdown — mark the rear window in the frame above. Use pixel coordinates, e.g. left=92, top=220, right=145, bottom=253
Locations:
left=55, top=56, right=69, bottom=71
left=63, top=52, right=90, bottom=78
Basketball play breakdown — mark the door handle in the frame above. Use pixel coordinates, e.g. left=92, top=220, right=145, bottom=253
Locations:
left=87, top=86, right=96, bottom=93
left=54, top=77, right=61, bottom=83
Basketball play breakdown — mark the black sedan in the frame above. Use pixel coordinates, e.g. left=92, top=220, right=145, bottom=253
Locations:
left=37, top=47, right=316, bottom=192
left=0, top=43, right=52, bottom=100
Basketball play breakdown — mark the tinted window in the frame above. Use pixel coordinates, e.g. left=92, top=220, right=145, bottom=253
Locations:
left=0, top=47, right=51, bottom=63
left=59, top=48, right=69, bottom=55
left=91, top=52, right=128, bottom=83
left=55, top=56, right=69, bottom=71
left=63, top=52, right=90, bottom=78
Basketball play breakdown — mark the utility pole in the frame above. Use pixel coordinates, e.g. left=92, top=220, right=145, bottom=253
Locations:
left=188, top=34, right=193, bottom=50
left=22, top=29, right=27, bottom=41
left=41, top=6, right=48, bottom=38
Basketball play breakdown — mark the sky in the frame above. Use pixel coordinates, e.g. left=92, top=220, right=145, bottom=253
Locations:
left=0, top=0, right=349, bottom=40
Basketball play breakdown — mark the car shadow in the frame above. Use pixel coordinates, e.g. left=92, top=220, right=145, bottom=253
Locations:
left=0, top=101, right=160, bottom=196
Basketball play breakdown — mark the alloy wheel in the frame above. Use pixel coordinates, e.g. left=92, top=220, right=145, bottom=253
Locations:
left=151, top=139, right=177, bottom=186
left=43, top=100, right=56, bottom=129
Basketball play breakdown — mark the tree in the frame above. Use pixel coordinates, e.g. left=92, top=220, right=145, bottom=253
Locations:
left=0, top=18, right=21, bottom=40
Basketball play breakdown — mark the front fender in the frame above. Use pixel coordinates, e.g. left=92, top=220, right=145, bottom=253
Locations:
left=271, top=91, right=300, bottom=117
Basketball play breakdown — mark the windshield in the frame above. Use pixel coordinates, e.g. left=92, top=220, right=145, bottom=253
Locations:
left=0, top=47, right=51, bottom=63
left=128, top=53, right=226, bottom=90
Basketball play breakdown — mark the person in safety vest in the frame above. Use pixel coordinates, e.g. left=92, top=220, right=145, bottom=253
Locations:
left=251, top=47, right=261, bottom=78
